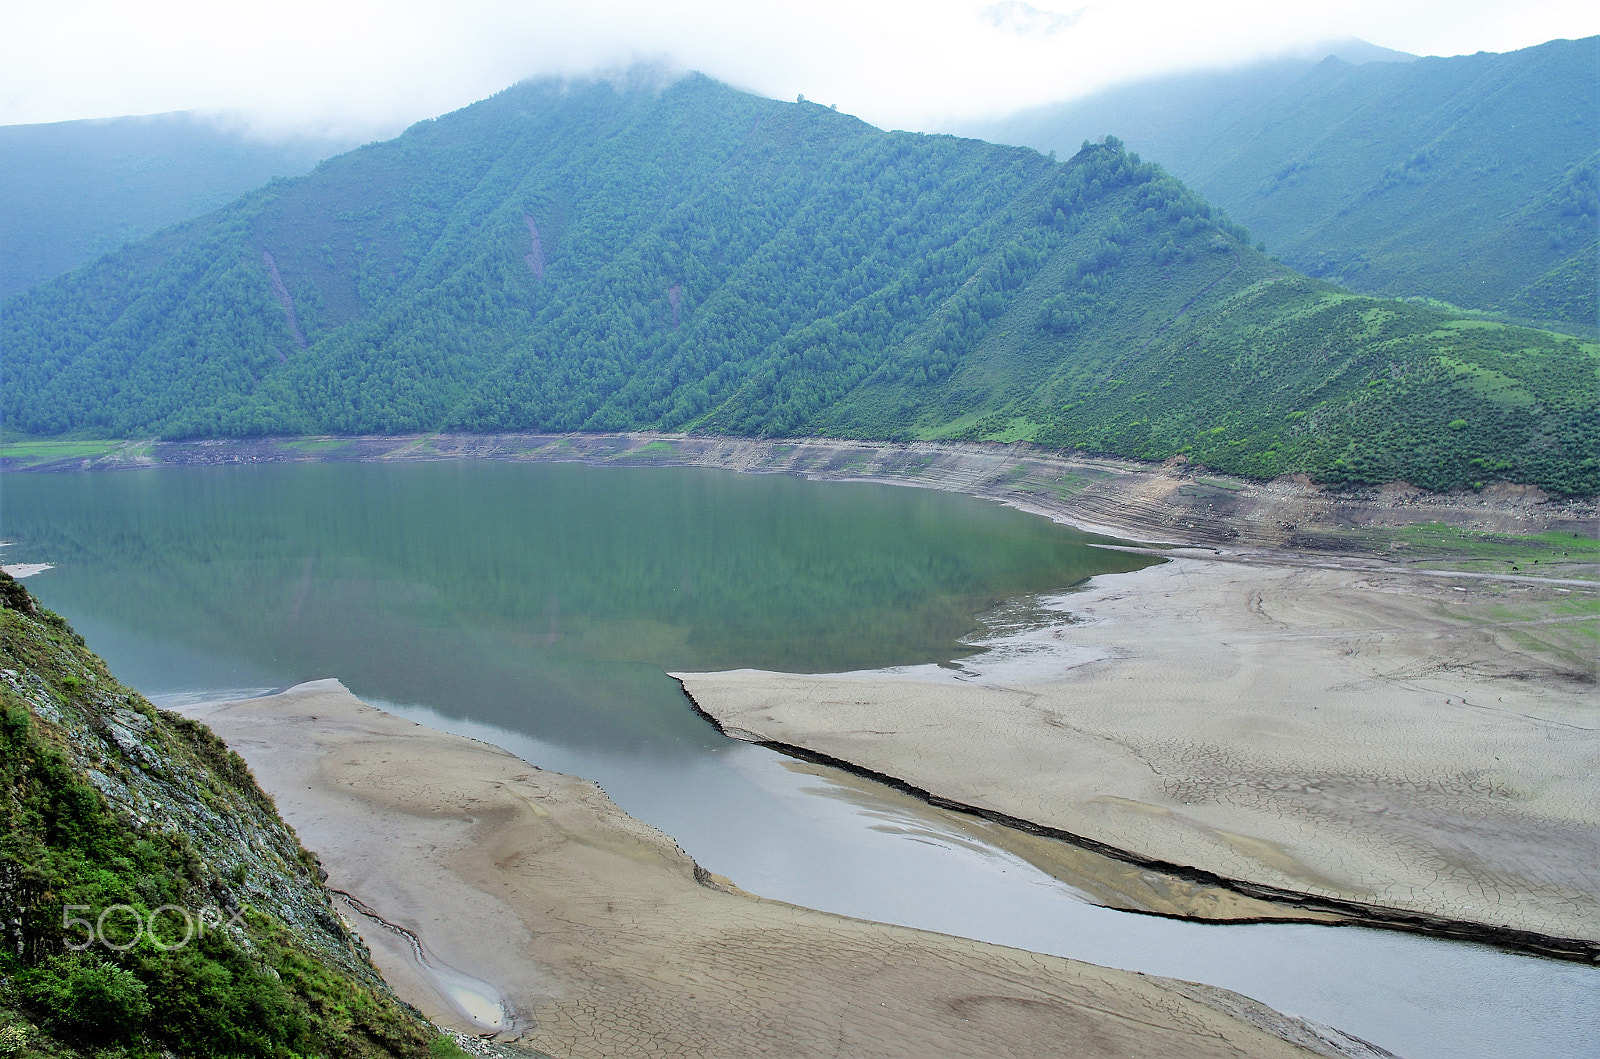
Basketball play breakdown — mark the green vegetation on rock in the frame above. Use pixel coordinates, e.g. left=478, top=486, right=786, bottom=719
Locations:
left=3, top=72, right=1595, bottom=493
left=0, top=572, right=439, bottom=1058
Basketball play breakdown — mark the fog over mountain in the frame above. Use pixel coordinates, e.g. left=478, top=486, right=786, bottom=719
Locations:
left=5, top=0, right=1597, bottom=137
left=0, top=112, right=353, bottom=299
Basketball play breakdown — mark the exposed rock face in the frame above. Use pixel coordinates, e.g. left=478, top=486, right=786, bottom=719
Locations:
left=0, top=571, right=435, bottom=1056
left=262, top=249, right=309, bottom=350
left=522, top=215, right=545, bottom=280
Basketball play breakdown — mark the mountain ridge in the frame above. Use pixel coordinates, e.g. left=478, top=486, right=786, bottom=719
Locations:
left=962, top=35, right=1600, bottom=334
left=3, top=73, right=1595, bottom=494
left=0, top=112, right=352, bottom=300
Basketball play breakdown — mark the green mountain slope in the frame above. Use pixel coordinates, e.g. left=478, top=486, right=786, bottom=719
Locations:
left=966, top=36, right=1599, bottom=334
left=0, top=112, right=350, bottom=300
left=3, top=74, right=1595, bottom=494
left=0, top=573, right=445, bottom=1057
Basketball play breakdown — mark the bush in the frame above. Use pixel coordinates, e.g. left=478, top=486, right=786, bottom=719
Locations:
left=19, top=953, right=150, bottom=1043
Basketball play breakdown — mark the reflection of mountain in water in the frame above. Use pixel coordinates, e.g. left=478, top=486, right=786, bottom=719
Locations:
left=5, top=461, right=1151, bottom=751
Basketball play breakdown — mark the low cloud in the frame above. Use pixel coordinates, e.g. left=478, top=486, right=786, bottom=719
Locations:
left=2, top=0, right=1596, bottom=139
left=981, top=3, right=1086, bottom=38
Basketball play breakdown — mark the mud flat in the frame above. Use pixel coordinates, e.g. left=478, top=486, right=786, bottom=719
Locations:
left=677, top=557, right=1600, bottom=958
left=179, top=680, right=1385, bottom=1059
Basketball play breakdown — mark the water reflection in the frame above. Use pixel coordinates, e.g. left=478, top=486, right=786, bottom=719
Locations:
left=2, top=461, right=1150, bottom=750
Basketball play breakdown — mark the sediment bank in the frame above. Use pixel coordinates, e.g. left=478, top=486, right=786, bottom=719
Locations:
left=677, top=556, right=1600, bottom=959
left=178, top=680, right=1384, bottom=1059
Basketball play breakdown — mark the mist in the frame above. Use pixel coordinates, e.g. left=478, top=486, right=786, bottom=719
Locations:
left=3, top=0, right=1597, bottom=140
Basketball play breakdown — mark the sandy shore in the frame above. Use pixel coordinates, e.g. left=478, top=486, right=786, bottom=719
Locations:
left=179, top=680, right=1385, bottom=1059
left=677, top=557, right=1600, bottom=955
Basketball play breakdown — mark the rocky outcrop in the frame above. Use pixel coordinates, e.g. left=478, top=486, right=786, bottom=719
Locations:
left=261, top=249, right=308, bottom=351
left=0, top=572, right=438, bottom=1056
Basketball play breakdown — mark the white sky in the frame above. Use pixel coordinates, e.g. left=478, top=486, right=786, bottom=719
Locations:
left=2, top=0, right=1596, bottom=139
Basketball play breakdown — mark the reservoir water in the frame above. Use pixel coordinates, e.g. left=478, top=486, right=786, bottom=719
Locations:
left=3, top=461, right=1595, bottom=1058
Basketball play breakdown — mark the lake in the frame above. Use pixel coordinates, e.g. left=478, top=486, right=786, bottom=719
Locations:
left=3, top=460, right=1595, bottom=1059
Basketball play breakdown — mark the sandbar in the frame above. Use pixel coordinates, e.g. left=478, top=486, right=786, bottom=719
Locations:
left=180, top=680, right=1384, bottom=1059
left=677, top=556, right=1600, bottom=954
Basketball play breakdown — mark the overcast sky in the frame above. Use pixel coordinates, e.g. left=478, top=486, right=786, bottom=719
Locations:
left=3, top=0, right=1596, bottom=139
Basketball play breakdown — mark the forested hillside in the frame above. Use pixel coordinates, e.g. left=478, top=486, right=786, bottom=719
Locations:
left=3, top=73, right=1596, bottom=494
left=0, top=113, right=349, bottom=299
left=968, top=36, right=1599, bottom=335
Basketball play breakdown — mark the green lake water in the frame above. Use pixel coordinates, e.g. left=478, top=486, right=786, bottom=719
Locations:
left=3, top=460, right=1595, bottom=1059
left=0, top=460, right=1151, bottom=749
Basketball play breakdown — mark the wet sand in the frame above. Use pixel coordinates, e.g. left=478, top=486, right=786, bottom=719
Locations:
left=179, top=680, right=1382, bottom=1059
left=771, top=752, right=1338, bottom=923
left=677, top=557, right=1600, bottom=954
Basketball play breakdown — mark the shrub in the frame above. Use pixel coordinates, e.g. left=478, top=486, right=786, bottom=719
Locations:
left=19, top=953, right=151, bottom=1043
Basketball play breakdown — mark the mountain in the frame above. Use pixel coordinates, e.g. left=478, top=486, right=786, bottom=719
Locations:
left=964, top=36, right=1599, bottom=334
left=3, top=73, right=1596, bottom=495
left=0, top=573, right=446, bottom=1056
left=0, top=112, right=351, bottom=299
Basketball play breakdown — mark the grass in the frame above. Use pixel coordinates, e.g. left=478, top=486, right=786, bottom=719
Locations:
left=632, top=440, right=676, bottom=455
left=279, top=438, right=351, bottom=453
left=0, top=439, right=131, bottom=463
left=0, top=577, right=438, bottom=1058
left=1386, top=522, right=1599, bottom=575
left=1445, top=591, right=1600, bottom=676
left=428, top=1035, right=474, bottom=1059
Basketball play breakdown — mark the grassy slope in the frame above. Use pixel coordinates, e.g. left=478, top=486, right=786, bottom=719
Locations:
left=2, top=74, right=1595, bottom=494
left=809, top=181, right=1598, bottom=494
left=0, top=573, right=445, bottom=1058
left=967, top=37, right=1599, bottom=335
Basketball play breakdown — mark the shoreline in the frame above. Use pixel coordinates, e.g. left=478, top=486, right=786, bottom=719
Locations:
left=4, top=431, right=1595, bottom=574
left=676, top=556, right=1600, bottom=961
left=176, top=679, right=1389, bottom=1059
left=15, top=433, right=1597, bottom=956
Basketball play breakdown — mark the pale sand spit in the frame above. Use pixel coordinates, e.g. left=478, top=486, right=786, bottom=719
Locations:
left=180, top=680, right=1382, bottom=1059
left=0, top=563, right=53, bottom=579
left=677, top=557, right=1600, bottom=949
